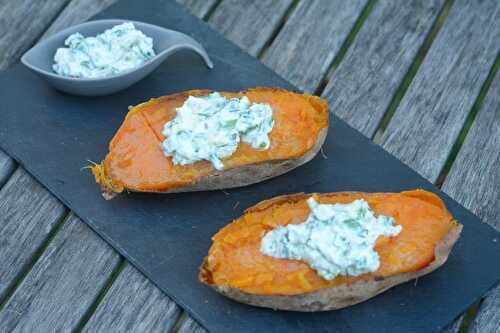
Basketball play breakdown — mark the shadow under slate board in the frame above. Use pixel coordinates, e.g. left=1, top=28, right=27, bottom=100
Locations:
left=0, top=0, right=499, bottom=332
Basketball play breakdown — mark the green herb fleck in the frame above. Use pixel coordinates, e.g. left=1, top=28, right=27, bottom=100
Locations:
left=344, top=218, right=359, bottom=229
left=223, top=119, right=238, bottom=129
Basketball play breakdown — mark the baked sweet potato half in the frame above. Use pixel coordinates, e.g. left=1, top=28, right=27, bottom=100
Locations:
left=200, top=190, right=462, bottom=311
left=91, top=88, right=328, bottom=197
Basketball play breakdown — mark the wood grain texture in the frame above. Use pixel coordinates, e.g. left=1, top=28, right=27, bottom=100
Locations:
left=0, top=168, right=66, bottom=300
left=379, top=0, right=500, bottom=182
left=82, top=263, right=181, bottom=332
left=261, top=0, right=367, bottom=92
left=469, top=287, right=500, bottom=333
left=442, top=72, right=500, bottom=230
left=0, top=214, right=121, bottom=332
left=441, top=315, right=463, bottom=333
left=41, top=0, right=118, bottom=39
left=0, top=0, right=70, bottom=69
left=442, top=71, right=500, bottom=333
left=0, top=150, right=15, bottom=188
left=208, top=0, right=293, bottom=57
left=177, top=317, right=208, bottom=333
left=177, top=0, right=218, bottom=18
left=322, top=0, right=445, bottom=137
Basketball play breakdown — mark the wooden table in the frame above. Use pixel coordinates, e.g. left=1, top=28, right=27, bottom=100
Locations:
left=0, top=0, right=498, bottom=332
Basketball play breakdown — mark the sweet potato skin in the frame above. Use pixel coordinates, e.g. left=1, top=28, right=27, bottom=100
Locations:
left=166, top=127, right=327, bottom=193
left=92, top=88, right=329, bottom=197
left=199, top=190, right=462, bottom=311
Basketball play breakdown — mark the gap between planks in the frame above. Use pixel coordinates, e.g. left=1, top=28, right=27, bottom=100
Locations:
left=0, top=155, right=17, bottom=190
left=435, top=52, right=500, bottom=187
left=0, top=211, right=70, bottom=312
left=258, top=0, right=370, bottom=93
left=73, top=258, right=127, bottom=333
left=314, top=0, right=378, bottom=96
left=375, top=0, right=499, bottom=183
left=256, top=0, right=301, bottom=59
left=372, top=0, right=454, bottom=142
left=202, top=0, right=223, bottom=21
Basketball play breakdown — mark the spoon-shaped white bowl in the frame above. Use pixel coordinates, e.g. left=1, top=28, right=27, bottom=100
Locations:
left=21, top=19, right=213, bottom=96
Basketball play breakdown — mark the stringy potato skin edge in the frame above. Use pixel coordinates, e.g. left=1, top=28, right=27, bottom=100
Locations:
left=199, top=200, right=462, bottom=312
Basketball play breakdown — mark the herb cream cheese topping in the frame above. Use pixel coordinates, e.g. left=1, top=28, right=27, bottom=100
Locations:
left=261, top=198, right=402, bottom=280
left=161, top=92, right=274, bottom=170
left=53, top=22, right=155, bottom=78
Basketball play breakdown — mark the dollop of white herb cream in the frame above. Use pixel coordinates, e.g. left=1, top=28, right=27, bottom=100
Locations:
left=53, top=22, right=155, bottom=78
left=161, top=92, right=274, bottom=170
left=261, top=198, right=402, bottom=280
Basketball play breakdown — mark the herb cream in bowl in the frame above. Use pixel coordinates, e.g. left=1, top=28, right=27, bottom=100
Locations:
left=21, top=19, right=213, bottom=96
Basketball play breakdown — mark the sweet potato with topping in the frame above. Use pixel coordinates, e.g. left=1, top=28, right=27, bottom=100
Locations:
left=91, top=88, right=328, bottom=198
left=199, top=190, right=462, bottom=311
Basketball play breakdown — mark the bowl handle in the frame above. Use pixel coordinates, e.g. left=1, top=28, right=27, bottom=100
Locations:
left=160, top=31, right=214, bottom=69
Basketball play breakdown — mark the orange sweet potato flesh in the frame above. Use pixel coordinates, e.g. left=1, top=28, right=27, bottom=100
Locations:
left=202, top=190, right=460, bottom=296
left=91, top=88, right=328, bottom=194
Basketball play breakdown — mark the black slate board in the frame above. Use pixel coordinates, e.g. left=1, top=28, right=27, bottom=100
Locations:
left=1, top=0, right=499, bottom=332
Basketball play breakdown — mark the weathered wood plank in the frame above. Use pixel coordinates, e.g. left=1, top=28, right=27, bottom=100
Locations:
left=0, top=0, right=70, bottom=69
left=177, top=317, right=208, bottom=333
left=379, top=0, right=500, bottom=182
left=322, top=0, right=445, bottom=138
left=0, top=214, right=121, bottom=332
left=469, top=288, right=500, bottom=333
left=442, top=71, right=500, bottom=333
left=82, top=263, right=181, bottom=332
left=41, top=0, right=118, bottom=39
left=442, top=71, right=500, bottom=229
left=0, top=168, right=66, bottom=301
left=441, top=316, right=463, bottom=333
left=261, top=0, right=367, bottom=92
left=177, top=0, right=218, bottom=18
left=208, top=0, right=293, bottom=57
left=0, top=150, right=15, bottom=188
